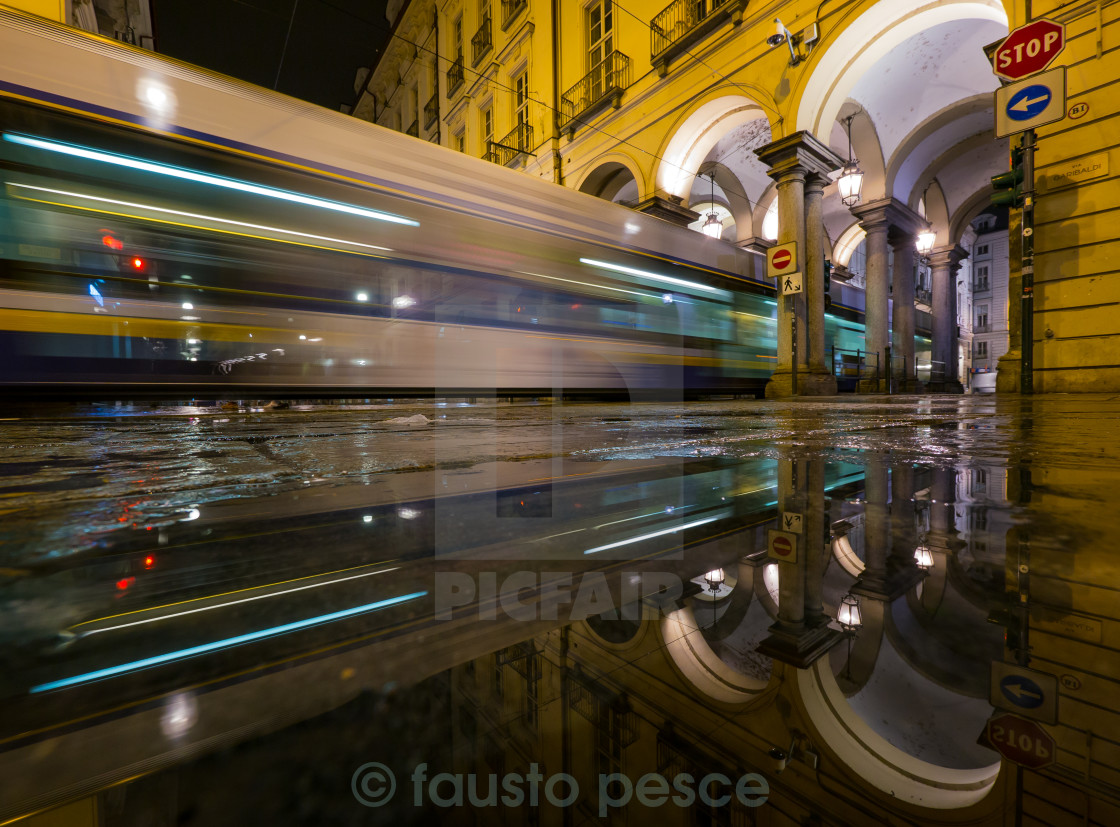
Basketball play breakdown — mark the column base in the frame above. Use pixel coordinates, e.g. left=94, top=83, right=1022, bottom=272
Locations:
left=996, top=350, right=1022, bottom=393
left=755, top=614, right=844, bottom=669
left=850, top=564, right=926, bottom=602
left=799, top=370, right=837, bottom=396
left=858, top=378, right=887, bottom=394
left=764, top=370, right=794, bottom=398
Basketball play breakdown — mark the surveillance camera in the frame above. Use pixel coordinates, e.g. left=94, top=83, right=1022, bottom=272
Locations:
left=768, top=17, right=792, bottom=47
left=768, top=747, right=789, bottom=774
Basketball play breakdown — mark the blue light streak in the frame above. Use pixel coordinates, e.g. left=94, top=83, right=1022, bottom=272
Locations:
left=31, top=590, right=427, bottom=693
left=3, top=133, right=419, bottom=227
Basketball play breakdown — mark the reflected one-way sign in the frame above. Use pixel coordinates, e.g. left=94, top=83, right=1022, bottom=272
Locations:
left=991, top=662, right=1058, bottom=724
left=996, top=67, right=1066, bottom=138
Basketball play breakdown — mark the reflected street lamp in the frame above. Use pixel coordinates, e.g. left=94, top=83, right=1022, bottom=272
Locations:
left=704, top=567, right=726, bottom=594
left=837, top=592, right=862, bottom=681
left=914, top=540, right=934, bottom=570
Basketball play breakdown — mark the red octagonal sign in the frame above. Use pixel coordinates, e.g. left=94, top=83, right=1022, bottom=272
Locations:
left=994, top=19, right=1064, bottom=80
left=986, top=714, right=1055, bottom=769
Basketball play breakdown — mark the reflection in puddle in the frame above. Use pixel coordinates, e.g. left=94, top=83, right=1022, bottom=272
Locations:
left=4, top=396, right=1120, bottom=825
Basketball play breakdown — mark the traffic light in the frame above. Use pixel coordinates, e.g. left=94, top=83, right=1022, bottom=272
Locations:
left=991, top=145, right=1024, bottom=208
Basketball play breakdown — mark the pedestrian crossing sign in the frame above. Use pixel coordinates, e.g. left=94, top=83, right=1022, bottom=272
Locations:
left=779, top=272, right=803, bottom=295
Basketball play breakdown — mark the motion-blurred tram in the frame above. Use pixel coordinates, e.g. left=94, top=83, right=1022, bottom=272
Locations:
left=0, top=7, right=867, bottom=399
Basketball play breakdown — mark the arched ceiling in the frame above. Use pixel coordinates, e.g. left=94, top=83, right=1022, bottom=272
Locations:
left=845, top=19, right=1005, bottom=167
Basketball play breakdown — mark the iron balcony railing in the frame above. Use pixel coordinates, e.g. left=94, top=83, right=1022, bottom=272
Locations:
left=501, top=0, right=526, bottom=30
left=406, top=119, right=419, bottom=137
left=486, top=121, right=533, bottom=166
left=472, top=13, right=492, bottom=66
left=424, top=93, right=438, bottom=129
left=560, top=51, right=631, bottom=132
left=974, top=323, right=992, bottom=333
left=915, top=288, right=932, bottom=306
left=973, top=279, right=990, bottom=292
left=446, top=55, right=464, bottom=98
left=650, top=0, right=733, bottom=60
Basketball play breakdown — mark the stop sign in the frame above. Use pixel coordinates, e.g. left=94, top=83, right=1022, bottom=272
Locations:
left=993, top=19, right=1064, bottom=80
left=985, top=714, right=1055, bottom=769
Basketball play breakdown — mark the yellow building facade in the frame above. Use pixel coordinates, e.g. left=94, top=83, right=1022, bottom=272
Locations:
left=356, top=0, right=1119, bottom=393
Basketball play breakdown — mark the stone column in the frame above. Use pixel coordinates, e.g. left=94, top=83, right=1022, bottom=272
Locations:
left=803, top=173, right=837, bottom=394
left=929, top=245, right=968, bottom=392
left=856, top=213, right=890, bottom=392
left=755, top=132, right=844, bottom=398
left=774, top=167, right=807, bottom=396
left=890, top=230, right=921, bottom=392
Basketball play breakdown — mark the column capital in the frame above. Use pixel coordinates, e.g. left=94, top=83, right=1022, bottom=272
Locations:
left=755, top=131, right=845, bottom=183
left=736, top=236, right=772, bottom=254
left=803, top=172, right=828, bottom=196
left=929, top=244, right=969, bottom=271
left=850, top=196, right=927, bottom=237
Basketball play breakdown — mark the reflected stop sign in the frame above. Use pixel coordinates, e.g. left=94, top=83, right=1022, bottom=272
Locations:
left=985, top=714, right=1055, bottom=769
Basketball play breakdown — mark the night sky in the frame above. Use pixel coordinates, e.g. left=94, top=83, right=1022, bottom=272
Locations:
left=151, top=0, right=392, bottom=111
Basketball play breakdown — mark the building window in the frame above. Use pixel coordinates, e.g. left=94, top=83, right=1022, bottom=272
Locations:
left=481, top=104, right=493, bottom=145
left=513, top=70, right=529, bottom=126
left=976, top=305, right=988, bottom=329
left=975, top=340, right=988, bottom=359
left=455, top=129, right=466, bottom=153
left=976, top=243, right=989, bottom=256
left=587, top=0, right=613, bottom=98
left=454, top=15, right=464, bottom=59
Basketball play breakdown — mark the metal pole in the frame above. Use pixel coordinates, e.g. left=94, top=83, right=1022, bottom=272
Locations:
left=791, top=303, right=798, bottom=396
left=1021, top=128, right=1036, bottom=395
left=885, top=345, right=892, bottom=394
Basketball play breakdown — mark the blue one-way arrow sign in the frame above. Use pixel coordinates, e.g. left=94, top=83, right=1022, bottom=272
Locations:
left=1000, top=675, right=1045, bottom=708
left=995, top=67, right=1066, bottom=139
left=991, top=662, right=1058, bottom=724
left=1007, top=85, right=1052, bottom=121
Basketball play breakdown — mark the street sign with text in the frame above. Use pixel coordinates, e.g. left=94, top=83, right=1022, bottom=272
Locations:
left=993, top=19, right=1064, bottom=80
left=985, top=714, right=1055, bottom=769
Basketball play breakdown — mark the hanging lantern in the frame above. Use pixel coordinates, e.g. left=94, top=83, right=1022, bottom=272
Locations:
left=838, top=115, right=864, bottom=208
left=701, top=171, right=723, bottom=240
left=914, top=542, right=934, bottom=570
left=916, top=231, right=936, bottom=257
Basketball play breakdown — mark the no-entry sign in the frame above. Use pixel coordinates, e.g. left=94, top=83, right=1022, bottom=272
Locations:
left=767, top=242, right=797, bottom=278
left=993, top=19, right=1064, bottom=80
left=768, top=528, right=798, bottom=563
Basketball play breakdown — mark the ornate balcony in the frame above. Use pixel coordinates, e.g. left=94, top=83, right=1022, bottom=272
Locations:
left=973, top=279, right=990, bottom=292
left=501, top=0, right=526, bottom=31
left=560, top=51, right=631, bottom=136
left=486, top=121, right=533, bottom=166
left=446, top=55, right=464, bottom=98
left=406, top=119, right=419, bottom=138
left=472, top=13, right=492, bottom=66
left=424, top=93, right=438, bottom=130
left=650, top=0, right=739, bottom=74
left=915, top=288, right=932, bottom=306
